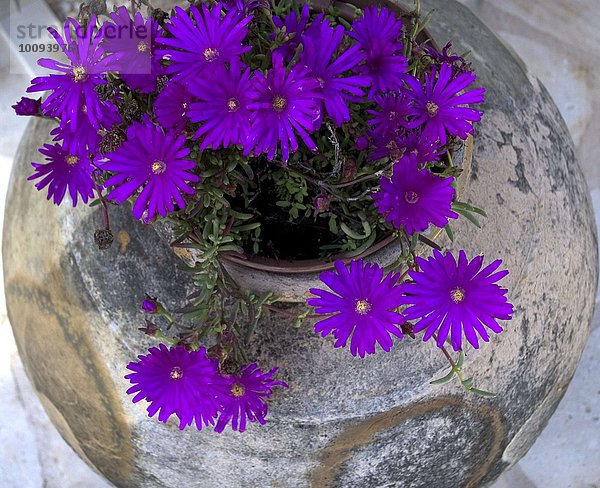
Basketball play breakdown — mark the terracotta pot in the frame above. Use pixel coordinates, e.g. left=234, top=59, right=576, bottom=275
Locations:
left=3, top=1, right=597, bottom=487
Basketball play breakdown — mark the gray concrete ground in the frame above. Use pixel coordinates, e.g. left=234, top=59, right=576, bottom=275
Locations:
left=0, top=0, right=598, bottom=486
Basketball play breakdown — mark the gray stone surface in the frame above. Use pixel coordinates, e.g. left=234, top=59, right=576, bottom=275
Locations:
left=3, top=0, right=598, bottom=488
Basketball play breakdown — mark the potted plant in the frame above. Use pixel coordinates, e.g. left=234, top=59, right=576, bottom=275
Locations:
left=6, top=0, right=596, bottom=486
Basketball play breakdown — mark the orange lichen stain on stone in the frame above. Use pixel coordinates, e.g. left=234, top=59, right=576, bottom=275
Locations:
left=310, top=396, right=507, bottom=488
left=5, top=271, right=134, bottom=485
left=116, top=229, right=131, bottom=254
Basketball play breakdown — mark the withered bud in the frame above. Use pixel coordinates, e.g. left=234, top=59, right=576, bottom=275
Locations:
left=138, top=320, right=158, bottom=337
left=401, top=322, right=416, bottom=339
left=94, top=229, right=114, bottom=250
left=94, top=83, right=114, bottom=101
left=99, top=126, right=125, bottom=154
left=118, top=98, right=142, bottom=123
left=207, top=344, right=227, bottom=362
left=151, top=8, right=168, bottom=25
left=88, top=0, right=107, bottom=15
left=341, top=157, right=357, bottom=183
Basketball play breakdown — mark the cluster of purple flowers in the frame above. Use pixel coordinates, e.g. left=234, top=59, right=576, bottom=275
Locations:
left=15, top=2, right=511, bottom=429
left=16, top=3, right=484, bottom=225
left=126, top=344, right=287, bottom=432
left=308, top=254, right=513, bottom=357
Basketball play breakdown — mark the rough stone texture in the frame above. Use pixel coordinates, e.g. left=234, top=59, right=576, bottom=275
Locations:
left=2, top=1, right=598, bottom=488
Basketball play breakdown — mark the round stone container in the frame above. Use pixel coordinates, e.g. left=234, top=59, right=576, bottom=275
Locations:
left=3, top=0, right=597, bottom=487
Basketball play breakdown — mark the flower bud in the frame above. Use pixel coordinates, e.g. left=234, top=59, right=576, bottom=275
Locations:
left=12, top=97, right=42, bottom=116
left=141, top=296, right=159, bottom=314
left=355, top=135, right=369, bottom=151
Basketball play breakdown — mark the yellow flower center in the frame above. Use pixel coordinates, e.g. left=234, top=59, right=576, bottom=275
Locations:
left=231, top=383, right=246, bottom=397
left=355, top=299, right=372, bottom=315
left=227, top=97, right=240, bottom=112
left=272, top=95, right=287, bottom=112
left=170, top=366, right=183, bottom=380
left=72, top=66, right=87, bottom=82
left=203, top=47, right=220, bottom=62
left=404, top=190, right=419, bottom=204
left=151, top=160, right=167, bottom=175
left=450, top=287, right=466, bottom=304
left=137, top=41, right=148, bottom=53
left=66, top=155, right=79, bottom=166
left=426, top=101, right=439, bottom=117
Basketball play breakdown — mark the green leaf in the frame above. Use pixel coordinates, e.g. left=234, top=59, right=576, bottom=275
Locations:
left=444, top=223, right=454, bottom=242
left=469, top=388, right=497, bottom=398
left=454, top=208, right=481, bottom=228
left=340, top=222, right=369, bottom=240
left=345, top=231, right=377, bottom=258
left=456, top=350, right=465, bottom=369
left=453, top=201, right=487, bottom=217
left=430, top=368, right=456, bottom=385
left=461, top=376, right=474, bottom=388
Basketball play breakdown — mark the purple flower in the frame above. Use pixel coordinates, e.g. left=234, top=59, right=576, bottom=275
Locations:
left=308, top=259, right=406, bottom=357
left=399, top=250, right=513, bottom=351
left=370, top=129, right=444, bottom=167
left=154, top=81, right=195, bottom=133
left=368, top=92, right=416, bottom=137
left=125, top=344, right=228, bottom=430
left=245, top=53, right=321, bottom=164
left=27, top=17, right=111, bottom=128
left=402, top=63, right=485, bottom=145
left=300, top=17, right=369, bottom=127
left=102, top=7, right=166, bottom=93
left=272, top=4, right=310, bottom=62
left=372, top=162, right=458, bottom=235
left=28, top=143, right=95, bottom=207
left=102, top=120, right=200, bottom=220
left=187, top=61, right=257, bottom=149
left=214, top=364, right=288, bottom=433
left=12, top=96, right=42, bottom=116
left=350, top=6, right=407, bottom=98
left=157, top=4, right=251, bottom=83
left=51, top=100, right=121, bottom=155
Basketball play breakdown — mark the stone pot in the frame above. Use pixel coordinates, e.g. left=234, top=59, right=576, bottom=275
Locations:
left=3, top=1, right=598, bottom=488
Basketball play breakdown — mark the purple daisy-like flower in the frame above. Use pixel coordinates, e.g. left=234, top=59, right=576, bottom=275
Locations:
left=102, top=120, right=200, bottom=220
left=245, top=52, right=321, bottom=163
left=370, top=129, right=444, bottom=167
left=12, top=96, right=42, bottom=116
left=103, top=7, right=166, bottom=93
left=51, top=100, right=121, bottom=155
left=272, top=4, right=310, bottom=62
left=350, top=6, right=407, bottom=98
left=28, top=143, right=95, bottom=207
left=300, top=16, right=369, bottom=127
left=157, top=4, right=251, bottom=83
left=214, top=364, right=287, bottom=433
left=125, top=344, right=228, bottom=430
left=154, top=81, right=195, bottom=133
left=368, top=92, right=417, bottom=137
left=187, top=61, right=257, bottom=149
left=372, top=162, right=458, bottom=235
left=399, top=250, right=513, bottom=351
left=402, top=63, right=485, bottom=145
left=27, top=17, right=110, bottom=128
left=308, top=259, right=406, bottom=357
